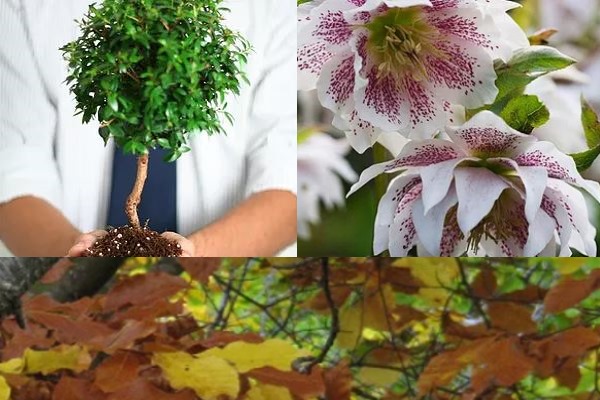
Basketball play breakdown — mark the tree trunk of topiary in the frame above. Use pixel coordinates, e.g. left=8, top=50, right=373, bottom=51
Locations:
left=125, top=154, right=149, bottom=229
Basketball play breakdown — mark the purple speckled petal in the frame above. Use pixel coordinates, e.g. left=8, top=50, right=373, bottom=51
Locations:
left=317, top=52, right=356, bottom=112
left=515, top=142, right=600, bottom=208
left=448, top=111, right=535, bottom=158
left=385, top=139, right=464, bottom=171
left=298, top=0, right=365, bottom=90
left=332, top=110, right=380, bottom=154
left=373, top=174, right=421, bottom=254
left=544, top=180, right=597, bottom=256
left=423, top=38, right=498, bottom=110
left=412, top=185, right=458, bottom=256
left=388, top=183, right=423, bottom=256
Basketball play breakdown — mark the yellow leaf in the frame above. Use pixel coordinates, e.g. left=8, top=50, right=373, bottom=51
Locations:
left=336, top=306, right=362, bottom=349
left=556, top=258, right=588, bottom=275
left=0, top=376, right=10, bottom=400
left=394, top=258, right=459, bottom=305
left=24, top=345, right=91, bottom=375
left=358, top=366, right=401, bottom=387
left=153, top=353, right=239, bottom=400
left=245, top=384, right=293, bottom=400
left=197, top=339, right=306, bottom=373
left=0, top=358, right=23, bottom=374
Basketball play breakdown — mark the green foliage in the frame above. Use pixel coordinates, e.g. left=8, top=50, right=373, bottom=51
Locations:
left=499, top=94, right=549, bottom=134
left=468, top=46, right=575, bottom=119
left=571, top=98, right=600, bottom=171
left=581, top=96, right=600, bottom=148
left=61, top=0, right=251, bottom=161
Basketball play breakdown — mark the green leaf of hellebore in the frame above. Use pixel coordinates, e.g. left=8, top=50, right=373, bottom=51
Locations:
left=571, top=146, right=600, bottom=172
left=499, top=95, right=549, bottom=134
left=581, top=96, right=600, bottom=148
left=571, top=98, right=600, bottom=171
left=470, top=46, right=576, bottom=116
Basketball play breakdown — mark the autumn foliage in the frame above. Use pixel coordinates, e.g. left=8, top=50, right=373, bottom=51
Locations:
left=0, top=257, right=599, bottom=399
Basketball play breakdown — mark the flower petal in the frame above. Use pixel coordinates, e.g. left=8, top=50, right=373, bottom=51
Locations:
left=317, top=53, right=357, bottom=112
left=354, top=65, right=411, bottom=132
left=412, top=185, right=458, bottom=256
left=423, top=39, right=498, bottom=110
left=454, top=167, right=509, bottom=234
left=419, top=157, right=471, bottom=213
left=373, top=175, right=421, bottom=254
left=523, top=208, right=556, bottom=256
left=388, top=183, right=423, bottom=256
left=333, top=110, right=380, bottom=153
left=491, top=159, right=549, bottom=223
left=386, top=139, right=463, bottom=171
left=515, top=141, right=600, bottom=203
left=546, top=180, right=597, bottom=256
left=447, top=110, right=535, bottom=158
left=347, top=160, right=391, bottom=196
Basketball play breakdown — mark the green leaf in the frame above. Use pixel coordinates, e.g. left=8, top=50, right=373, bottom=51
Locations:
left=581, top=96, right=600, bottom=148
left=499, top=95, right=549, bottom=134
left=468, top=46, right=575, bottom=116
left=570, top=145, right=600, bottom=172
left=108, top=93, right=119, bottom=112
left=508, top=46, right=576, bottom=76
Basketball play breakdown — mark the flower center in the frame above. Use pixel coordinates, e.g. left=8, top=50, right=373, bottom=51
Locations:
left=365, top=7, right=441, bottom=81
left=466, top=191, right=526, bottom=253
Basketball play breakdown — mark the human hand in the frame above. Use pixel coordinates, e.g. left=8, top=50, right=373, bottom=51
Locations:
left=67, top=230, right=195, bottom=257
left=66, top=230, right=107, bottom=257
left=161, top=231, right=195, bottom=257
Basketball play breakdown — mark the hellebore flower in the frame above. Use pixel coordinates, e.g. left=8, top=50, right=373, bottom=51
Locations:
left=349, top=111, right=600, bottom=256
left=298, top=133, right=357, bottom=239
left=298, top=0, right=529, bottom=152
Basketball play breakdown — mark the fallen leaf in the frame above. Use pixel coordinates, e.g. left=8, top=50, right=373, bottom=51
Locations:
left=94, top=351, right=144, bottom=393
left=106, top=378, right=196, bottom=400
left=0, top=358, right=23, bottom=374
left=24, top=345, right=91, bottom=375
left=246, top=366, right=325, bottom=398
left=197, top=339, right=306, bottom=373
left=53, top=376, right=107, bottom=400
left=244, top=384, right=293, bottom=400
left=153, top=353, right=239, bottom=400
left=0, top=376, right=10, bottom=400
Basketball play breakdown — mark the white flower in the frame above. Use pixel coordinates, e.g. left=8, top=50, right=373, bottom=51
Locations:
left=298, top=0, right=528, bottom=152
left=349, top=111, right=600, bottom=256
left=298, top=133, right=358, bottom=239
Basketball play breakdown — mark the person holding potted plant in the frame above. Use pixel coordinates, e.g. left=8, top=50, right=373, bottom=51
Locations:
left=0, top=0, right=296, bottom=256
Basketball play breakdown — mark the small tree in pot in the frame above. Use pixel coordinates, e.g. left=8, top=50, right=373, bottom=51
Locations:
left=61, top=0, right=250, bottom=256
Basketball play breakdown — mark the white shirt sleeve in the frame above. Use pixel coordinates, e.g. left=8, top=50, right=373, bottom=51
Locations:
left=0, top=0, right=62, bottom=208
left=243, top=0, right=297, bottom=197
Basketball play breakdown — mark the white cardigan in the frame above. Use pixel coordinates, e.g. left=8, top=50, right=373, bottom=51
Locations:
left=0, top=0, right=297, bottom=255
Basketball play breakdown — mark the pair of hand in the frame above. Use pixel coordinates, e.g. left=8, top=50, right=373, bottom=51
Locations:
left=67, top=230, right=195, bottom=257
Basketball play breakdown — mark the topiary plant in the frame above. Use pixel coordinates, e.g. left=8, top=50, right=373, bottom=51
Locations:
left=61, top=0, right=250, bottom=255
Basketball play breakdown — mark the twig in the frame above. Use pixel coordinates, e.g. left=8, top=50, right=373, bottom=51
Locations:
left=457, top=259, right=491, bottom=328
left=295, top=258, right=339, bottom=374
